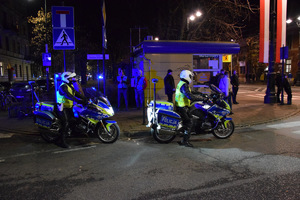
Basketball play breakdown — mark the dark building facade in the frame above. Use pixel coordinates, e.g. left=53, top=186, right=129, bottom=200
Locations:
left=0, top=0, right=32, bottom=83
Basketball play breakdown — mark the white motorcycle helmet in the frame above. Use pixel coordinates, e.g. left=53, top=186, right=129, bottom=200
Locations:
left=61, top=71, right=76, bottom=83
left=180, top=70, right=194, bottom=84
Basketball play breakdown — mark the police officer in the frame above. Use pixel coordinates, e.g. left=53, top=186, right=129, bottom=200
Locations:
left=175, top=70, right=207, bottom=147
left=57, top=72, right=88, bottom=148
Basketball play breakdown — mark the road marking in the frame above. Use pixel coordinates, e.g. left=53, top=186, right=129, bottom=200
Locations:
left=292, top=130, right=300, bottom=135
left=267, top=121, right=300, bottom=129
left=0, top=145, right=97, bottom=161
left=53, top=145, right=96, bottom=154
left=0, top=133, right=14, bottom=138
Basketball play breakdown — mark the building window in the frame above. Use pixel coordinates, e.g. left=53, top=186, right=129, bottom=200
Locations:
left=19, top=65, right=22, bottom=77
left=6, top=37, right=9, bottom=51
left=0, top=62, right=3, bottom=76
left=286, top=59, right=291, bottom=73
left=15, top=64, right=18, bottom=77
left=239, top=61, right=246, bottom=74
left=0, top=35, right=2, bottom=49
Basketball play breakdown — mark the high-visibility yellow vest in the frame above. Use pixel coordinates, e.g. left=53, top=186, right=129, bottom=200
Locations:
left=175, top=80, right=191, bottom=107
left=57, top=83, right=75, bottom=108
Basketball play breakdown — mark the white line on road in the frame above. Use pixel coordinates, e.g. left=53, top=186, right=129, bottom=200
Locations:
left=53, top=145, right=96, bottom=154
left=0, top=133, right=14, bottom=138
left=0, top=145, right=97, bottom=162
left=267, top=121, right=300, bottom=129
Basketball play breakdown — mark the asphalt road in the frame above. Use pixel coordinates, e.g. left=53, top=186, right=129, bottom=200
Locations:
left=0, top=84, right=299, bottom=199
left=0, top=119, right=299, bottom=199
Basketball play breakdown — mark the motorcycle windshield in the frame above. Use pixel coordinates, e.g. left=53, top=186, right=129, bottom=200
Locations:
left=84, top=87, right=111, bottom=106
left=209, top=84, right=223, bottom=94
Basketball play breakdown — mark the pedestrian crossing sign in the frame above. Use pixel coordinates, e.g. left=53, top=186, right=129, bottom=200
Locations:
left=53, top=28, right=75, bottom=50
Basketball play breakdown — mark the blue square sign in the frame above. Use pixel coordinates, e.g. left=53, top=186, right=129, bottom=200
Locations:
left=53, top=28, right=75, bottom=50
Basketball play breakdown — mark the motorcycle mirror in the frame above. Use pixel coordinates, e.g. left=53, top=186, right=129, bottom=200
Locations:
left=152, top=78, right=158, bottom=83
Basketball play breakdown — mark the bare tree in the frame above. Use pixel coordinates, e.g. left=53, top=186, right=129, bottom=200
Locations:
left=153, top=0, right=258, bottom=41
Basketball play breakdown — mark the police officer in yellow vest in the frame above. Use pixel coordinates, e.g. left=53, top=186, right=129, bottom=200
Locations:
left=57, top=72, right=88, bottom=148
left=175, top=70, right=207, bottom=147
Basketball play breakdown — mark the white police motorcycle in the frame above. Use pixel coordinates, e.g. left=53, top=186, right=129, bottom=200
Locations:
left=147, top=79, right=234, bottom=143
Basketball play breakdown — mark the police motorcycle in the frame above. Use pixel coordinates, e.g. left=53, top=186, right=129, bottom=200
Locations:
left=33, top=73, right=120, bottom=145
left=146, top=79, right=234, bottom=143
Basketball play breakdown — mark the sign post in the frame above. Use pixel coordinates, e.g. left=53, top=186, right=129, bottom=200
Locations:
left=52, top=6, right=75, bottom=72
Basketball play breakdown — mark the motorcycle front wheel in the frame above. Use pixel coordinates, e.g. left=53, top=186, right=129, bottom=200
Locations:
left=97, top=123, right=120, bottom=143
left=152, top=127, right=176, bottom=144
left=212, top=120, right=234, bottom=139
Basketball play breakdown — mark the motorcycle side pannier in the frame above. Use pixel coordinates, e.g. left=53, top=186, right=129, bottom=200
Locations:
left=148, top=101, right=180, bottom=130
left=34, top=102, right=56, bottom=128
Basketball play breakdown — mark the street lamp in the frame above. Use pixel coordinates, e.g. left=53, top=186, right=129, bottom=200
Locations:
left=287, top=16, right=300, bottom=86
left=187, top=10, right=202, bottom=30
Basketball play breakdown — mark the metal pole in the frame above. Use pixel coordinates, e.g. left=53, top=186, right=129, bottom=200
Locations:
left=295, top=22, right=300, bottom=86
left=103, top=48, right=106, bottom=96
left=281, top=46, right=285, bottom=104
left=45, top=0, right=49, bottom=92
left=97, top=60, right=100, bottom=91
left=63, top=50, right=66, bottom=72
left=264, top=0, right=277, bottom=104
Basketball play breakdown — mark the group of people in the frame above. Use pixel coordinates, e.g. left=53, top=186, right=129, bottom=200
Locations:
left=116, top=68, right=147, bottom=111
left=53, top=68, right=294, bottom=149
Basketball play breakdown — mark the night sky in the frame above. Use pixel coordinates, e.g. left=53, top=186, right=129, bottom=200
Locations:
left=28, top=0, right=300, bottom=61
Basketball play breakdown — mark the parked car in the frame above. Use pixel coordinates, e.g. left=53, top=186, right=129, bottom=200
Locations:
left=35, top=79, right=54, bottom=91
left=10, top=82, right=33, bottom=102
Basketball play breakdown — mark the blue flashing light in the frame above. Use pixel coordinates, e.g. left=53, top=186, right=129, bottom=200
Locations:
left=98, top=74, right=103, bottom=79
left=73, top=111, right=79, bottom=118
left=92, top=87, right=96, bottom=91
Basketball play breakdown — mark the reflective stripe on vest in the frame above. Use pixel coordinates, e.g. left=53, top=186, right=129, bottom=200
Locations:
left=57, top=83, right=75, bottom=108
left=175, top=80, right=190, bottom=107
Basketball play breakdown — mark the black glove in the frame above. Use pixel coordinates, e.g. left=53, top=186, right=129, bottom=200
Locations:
left=78, top=97, right=88, bottom=105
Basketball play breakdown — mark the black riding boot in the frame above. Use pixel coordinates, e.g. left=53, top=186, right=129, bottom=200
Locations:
left=177, top=132, right=193, bottom=148
left=58, top=124, right=70, bottom=148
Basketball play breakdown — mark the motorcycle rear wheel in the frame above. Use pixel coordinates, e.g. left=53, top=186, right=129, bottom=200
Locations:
left=152, top=127, right=176, bottom=144
left=97, top=123, right=120, bottom=143
left=212, top=120, right=234, bottom=139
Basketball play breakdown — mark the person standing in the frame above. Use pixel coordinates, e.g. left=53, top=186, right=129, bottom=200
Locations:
left=218, top=71, right=229, bottom=102
left=231, top=70, right=239, bottom=104
left=215, top=69, right=225, bottom=87
left=226, top=72, right=233, bottom=114
left=117, top=68, right=128, bottom=111
left=164, top=69, right=175, bottom=102
left=283, top=74, right=292, bottom=105
left=134, top=70, right=147, bottom=110
left=275, top=71, right=282, bottom=103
